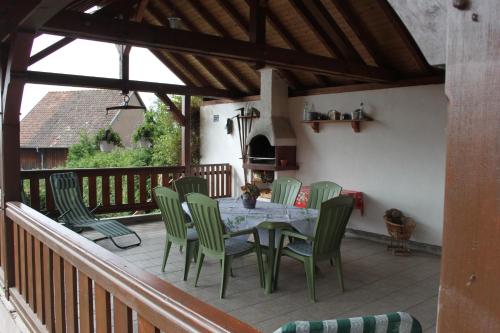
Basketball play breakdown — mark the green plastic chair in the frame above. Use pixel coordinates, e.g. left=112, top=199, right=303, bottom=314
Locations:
left=274, top=196, right=354, bottom=302
left=154, top=187, right=198, bottom=280
left=50, top=172, right=141, bottom=249
left=271, top=176, right=302, bottom=206
left=174, top=176, right=209, bottom=202
left=273, top=312, right=422, bottom=333
left=186, top=193, right=264, bottom=298
left=306, top=181, right=342, bottom=210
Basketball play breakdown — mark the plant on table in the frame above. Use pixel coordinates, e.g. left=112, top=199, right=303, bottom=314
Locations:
left=240, top=183, right=260, bottom=209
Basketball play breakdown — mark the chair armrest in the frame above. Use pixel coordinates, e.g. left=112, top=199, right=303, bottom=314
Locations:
left=224, top=228, right=255, bottom=238
left=281, top=230, right=314, bottom=241
left=57, top=209, right=71, bottom=221
left=89, top=204, right=101, bottom=214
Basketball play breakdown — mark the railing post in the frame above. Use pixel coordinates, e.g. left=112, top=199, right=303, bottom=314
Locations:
left=181, top=95, right=191, bottom=172
left=0, top=32, right=33, bottom=294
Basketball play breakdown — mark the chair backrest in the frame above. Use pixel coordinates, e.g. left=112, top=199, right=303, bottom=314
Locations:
left=273, top=312, right=422, bottom=333
left=174, top=176, right=209, bottom=202
left=306, top=181, right=342, bottom=210
left=186, top=193, right=225, bottom=255
left=153, top=186, right=187, bottom=240
left=49, top=172, right=94, bottom=224
left=313, top=196, right=354, bottom=257
left=271, top=177, right=302, bottom=206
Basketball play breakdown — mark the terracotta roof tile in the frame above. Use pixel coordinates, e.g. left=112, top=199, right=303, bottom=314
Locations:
left=21, top=90, right=136, bottom=148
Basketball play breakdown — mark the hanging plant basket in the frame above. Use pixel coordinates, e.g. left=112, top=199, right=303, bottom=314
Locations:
left=99, top=141, right=115, bottom=152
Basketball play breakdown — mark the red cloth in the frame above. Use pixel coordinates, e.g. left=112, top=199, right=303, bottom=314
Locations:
left=294, top=186, right=364, bottom=215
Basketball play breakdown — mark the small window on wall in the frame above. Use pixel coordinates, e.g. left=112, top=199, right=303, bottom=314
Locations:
left=213, top=115, right=219, bottom=122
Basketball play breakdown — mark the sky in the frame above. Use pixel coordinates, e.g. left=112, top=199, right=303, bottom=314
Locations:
left=21, top=34, right=183, bottom=118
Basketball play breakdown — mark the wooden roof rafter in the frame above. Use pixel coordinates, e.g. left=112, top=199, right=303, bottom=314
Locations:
left=309, top=0, right=363, bottom=63
left=260, top=1, right=330, bottom=87
left=157, top=0, right=246, bottom=94
left=41, top=10, right=397, bottom=82
left=183, top=0, right=259, bottom=94
left=328, top=0, right=389, bottom=68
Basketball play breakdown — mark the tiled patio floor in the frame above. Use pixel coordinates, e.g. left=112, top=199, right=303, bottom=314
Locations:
left=97, top=221, right=440, bottom=333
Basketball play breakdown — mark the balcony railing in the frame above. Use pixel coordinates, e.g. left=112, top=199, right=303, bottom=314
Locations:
left=5, top=201, right=258, bottom=333
left=20, top=164, right=232, bottom=215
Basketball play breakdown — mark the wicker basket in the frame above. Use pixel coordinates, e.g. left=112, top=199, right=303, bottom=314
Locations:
left=385, top=217, right=416, bottom=241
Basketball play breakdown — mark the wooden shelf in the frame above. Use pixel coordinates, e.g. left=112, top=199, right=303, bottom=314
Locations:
left=302, top=119, right=372, bottom=133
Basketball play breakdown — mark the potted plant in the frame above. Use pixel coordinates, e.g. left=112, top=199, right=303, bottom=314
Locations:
left=132, top=123, right=155, bottom=148
left=240, top=183, right=260, bottom=209
left=384, top=208, right=416, bottom=255
left=95, top=128, right=122, bottom=152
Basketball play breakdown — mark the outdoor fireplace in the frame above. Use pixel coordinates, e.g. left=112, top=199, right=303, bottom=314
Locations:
left=248, top=135, right=275, bottom=164
left=243, top=68, right=298, bottom=171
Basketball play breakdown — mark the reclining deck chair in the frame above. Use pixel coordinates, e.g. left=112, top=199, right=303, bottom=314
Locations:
left=273, top=312, right=422, bottom=333
left=50, top=172, right=141, bottom=249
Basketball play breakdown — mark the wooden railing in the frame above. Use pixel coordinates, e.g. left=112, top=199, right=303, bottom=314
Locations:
left=20, top=164, right=232, bottom=215
left=5, top=202, right=259, bottom=333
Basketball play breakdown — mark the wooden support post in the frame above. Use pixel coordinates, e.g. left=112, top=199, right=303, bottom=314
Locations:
left=181, top=95, right=191, bottom=170
left=0, top=32, right=34, bottom=294
left=438, top=0, right=500, bottom=331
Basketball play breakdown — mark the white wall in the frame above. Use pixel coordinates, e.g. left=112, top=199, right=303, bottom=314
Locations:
left=200, top=84, right=447, bottom=246
left=110, top=94, right=145, bottom=147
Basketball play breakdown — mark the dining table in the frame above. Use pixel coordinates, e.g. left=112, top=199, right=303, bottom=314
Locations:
left=182, top=197, right=318, bottom=294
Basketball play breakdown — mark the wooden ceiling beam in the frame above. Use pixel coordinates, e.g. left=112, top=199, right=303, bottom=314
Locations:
left=374, top=0, right=431, bottom=73
left=248, top=0, right=266, bottom=45
left=310, top=0, right=363, bottom=63
left=185, top=0, right=258, bottom=93
left=289, top=0, right=343, bottom=59
left=148, top=49, right=196, bottom=87
left=28, top=36, right=75, bottom=66
left=40, top=10, right=397, bottom=82
left=0, top=0, right=75, bottom=42
left=329, top=0, right=388, bottom=68
left=123, top=0, right=149, bottom=55
left=262, top=4, right=328, bottom=87
left=12, top=70, right=239, bottom=98
left=146, top=8, right=211, bottom=88
left=214, top=0, right=249, bottom=37
left=160, top=0, right=244, bottom=92
left=155, top=93, right=185, bottom=126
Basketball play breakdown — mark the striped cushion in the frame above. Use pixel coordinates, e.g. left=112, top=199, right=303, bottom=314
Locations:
left=273, top=312, right=422, bottom=333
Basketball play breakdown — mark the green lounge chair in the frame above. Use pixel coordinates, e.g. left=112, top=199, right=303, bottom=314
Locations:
left=274, top=196, right=354, bottom=302
left=186, top=193, right=264, bottom=298
left=273, top=312, right=422, bottom=333
left=174, top=176, right=209, bottom=202
left=271, top=176, right=302, bottom=206
left=306, top=181, right=342, bottom=210
left=154, top=186, right=198, bottom=280
left=50, top=172, right=141, bottom=249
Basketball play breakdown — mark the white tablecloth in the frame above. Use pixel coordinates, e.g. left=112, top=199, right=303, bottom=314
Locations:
left=182, top=197, right=318, bottom=247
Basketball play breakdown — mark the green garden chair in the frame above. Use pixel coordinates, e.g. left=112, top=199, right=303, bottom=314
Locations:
left=274, top=196, right=354, bottom=302
left=306, top=181, right=342, bottom=210
left=186, top=193, right=264, bottom=299
left=50, top=172, right=141, bottom=249
left=271, top=176, right=302, bottom=206
left=174, top=176, right=209, bottom=202
left=273, top=312, right=422, bottom=333
left=154, top=187, right=199, bottom=280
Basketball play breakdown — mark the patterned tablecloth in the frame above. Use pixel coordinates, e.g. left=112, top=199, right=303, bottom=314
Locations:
left=182, top=197, right=318, bottom=247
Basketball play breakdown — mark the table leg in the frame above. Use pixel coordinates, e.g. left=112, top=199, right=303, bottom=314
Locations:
left=265, top=229, right=276, bottom=294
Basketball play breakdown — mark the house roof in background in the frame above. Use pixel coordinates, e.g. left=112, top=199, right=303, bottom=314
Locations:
left=20, top=89, right=143, bottom=148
